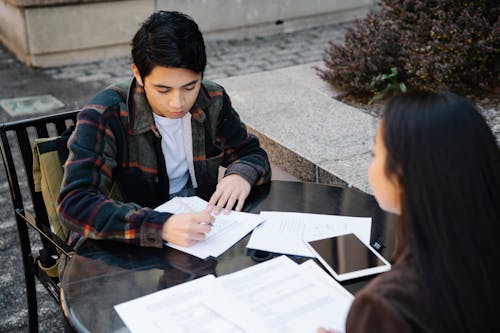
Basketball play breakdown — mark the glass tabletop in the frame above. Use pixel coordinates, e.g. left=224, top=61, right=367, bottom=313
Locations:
left=61, top=181, right=396, bottom=333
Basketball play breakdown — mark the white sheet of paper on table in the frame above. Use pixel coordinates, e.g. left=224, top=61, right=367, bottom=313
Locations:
left=246, top=211, right=372, bottom=257
left=156, top=196, right=235, bottom=239
left=203, top=256, right=354, bottom=333
left=298, top=259, right=354, bottom=299
left=155, top=196, right=264, bottom=258
left=114, top=275, right=246, bottom=333
left=115, top=256, right=354, bottom=333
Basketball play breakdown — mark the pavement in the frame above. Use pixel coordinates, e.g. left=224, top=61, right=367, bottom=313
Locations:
left=0, top=21, right=348, bottom=333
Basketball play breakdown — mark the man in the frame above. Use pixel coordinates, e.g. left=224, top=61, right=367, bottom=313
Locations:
left=57, top=11, right=271, bottom=248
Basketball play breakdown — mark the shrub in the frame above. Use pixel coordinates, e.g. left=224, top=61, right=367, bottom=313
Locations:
left=318, top=0, right=500, bottom=99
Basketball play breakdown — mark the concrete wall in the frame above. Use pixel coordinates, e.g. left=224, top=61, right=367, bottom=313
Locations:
left=0, top=0, right=372, bottom=67
left=158, top=0, right=372, bottom=38
left=0, top=0, right=154, bottom=67
left=0, top=1, right=28, bottom=63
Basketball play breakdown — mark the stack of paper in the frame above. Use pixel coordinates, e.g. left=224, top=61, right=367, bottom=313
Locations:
left=155, top=196, right=264, bottom=258
left=246, top=211, right=372, bottom=257
left=115, top=256, right=354, bottom=333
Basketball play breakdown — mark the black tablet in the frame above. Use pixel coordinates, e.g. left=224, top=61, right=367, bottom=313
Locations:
left=306, top=233, right=391, bottom=281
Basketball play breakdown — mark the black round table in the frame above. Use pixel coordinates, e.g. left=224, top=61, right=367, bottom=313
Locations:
left=60, top=181, right=396, bottom=333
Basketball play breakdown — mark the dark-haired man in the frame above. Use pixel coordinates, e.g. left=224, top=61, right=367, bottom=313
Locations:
left=57, top=11, right=271, bottom=248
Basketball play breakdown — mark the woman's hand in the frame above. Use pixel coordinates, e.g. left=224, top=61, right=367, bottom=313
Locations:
left=317, top=328, right=340, bottom=333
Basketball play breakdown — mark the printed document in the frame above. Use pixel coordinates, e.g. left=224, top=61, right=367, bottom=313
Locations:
left=115, top=255, right=354, bottom=333
left=246, top=211, right=372, bottom=257
left=207, top=256, right=354, bottom=333
left=155, top=196, right=263, bottom=258
left=115, top=275, right=246, bottom=333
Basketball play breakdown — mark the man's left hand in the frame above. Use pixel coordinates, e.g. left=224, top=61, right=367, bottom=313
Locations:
left=208, top=174, right=251, bottom=214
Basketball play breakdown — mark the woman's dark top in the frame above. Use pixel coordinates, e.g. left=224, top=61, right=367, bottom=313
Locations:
left=346, top=248, right=432, bottom=333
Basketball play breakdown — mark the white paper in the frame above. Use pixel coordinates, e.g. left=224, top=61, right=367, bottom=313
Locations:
left=114, top=275, right=245, bottom=333
left=156, top=196, right=264, bottom=258
left=299, top=259, right=354, bottom=300
left=115, top=256, right=354, bottom=333
left=156, top=196, right=235, bottom=239
left=246, top=211, right=372, bottom=257
left=201, top=278, right=276, bottom=333
left=206, top=256, right=354, bottom=333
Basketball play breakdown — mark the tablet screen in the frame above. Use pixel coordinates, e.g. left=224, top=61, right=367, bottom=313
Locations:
left=308, top=233, right=387, bottom=275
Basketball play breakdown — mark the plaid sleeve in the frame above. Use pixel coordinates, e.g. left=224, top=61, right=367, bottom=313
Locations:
left=218, top=91, right=272, bottom=186
left=57, top=108, right=170, bottom=247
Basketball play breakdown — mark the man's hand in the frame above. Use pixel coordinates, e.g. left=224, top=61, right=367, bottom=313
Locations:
left=162, top=210, right=214, bottom=247
left=208, top=174, right=251, bottom=214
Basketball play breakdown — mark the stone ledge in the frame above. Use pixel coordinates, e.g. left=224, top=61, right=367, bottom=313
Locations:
left=217, top=62, right=378, bottom=193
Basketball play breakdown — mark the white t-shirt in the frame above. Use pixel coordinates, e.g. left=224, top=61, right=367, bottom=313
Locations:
left=153, top=113, right=189, bottom=194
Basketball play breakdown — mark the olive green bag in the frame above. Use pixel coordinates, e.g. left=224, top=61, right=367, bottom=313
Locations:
left=32, top=129, right=73, bottom=277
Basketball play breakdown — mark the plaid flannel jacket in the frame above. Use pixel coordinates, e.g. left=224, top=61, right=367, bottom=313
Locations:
left=57, top=78, right=271, bottom=247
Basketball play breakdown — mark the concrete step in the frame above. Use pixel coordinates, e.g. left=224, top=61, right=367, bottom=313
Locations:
left=271, top=163, right=300, bottom=182
left=218, top=62, right=378, bottom=193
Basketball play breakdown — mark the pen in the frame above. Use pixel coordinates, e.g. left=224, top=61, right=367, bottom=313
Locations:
left=200, top=221, right=215, bottom=227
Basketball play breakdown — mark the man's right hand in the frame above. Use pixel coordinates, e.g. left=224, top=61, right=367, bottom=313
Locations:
left=162, top=210, right=214, bottom=247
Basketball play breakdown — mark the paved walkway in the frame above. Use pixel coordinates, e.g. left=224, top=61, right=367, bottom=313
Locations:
left=39, top=22, right=347, bottom=91
left=0, top=21, right=348, bottom=333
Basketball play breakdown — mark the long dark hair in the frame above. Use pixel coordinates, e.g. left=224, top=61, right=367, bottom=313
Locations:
left=131, top=11, right=206, bottom=79
left=382, top=91, right=500, bottom=332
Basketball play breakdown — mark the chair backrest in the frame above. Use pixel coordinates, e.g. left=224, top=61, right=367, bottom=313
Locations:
left=0, top=109, right=79, bottom=333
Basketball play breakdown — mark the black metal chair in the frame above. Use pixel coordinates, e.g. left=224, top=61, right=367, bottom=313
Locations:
left=0, top=110, right=79, bottom=333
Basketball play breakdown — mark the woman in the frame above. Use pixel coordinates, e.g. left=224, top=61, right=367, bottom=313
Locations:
left=320, top=91, right=500, bottom=332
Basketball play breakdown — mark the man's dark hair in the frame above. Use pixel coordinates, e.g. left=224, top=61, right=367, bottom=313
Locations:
left=131, top=11, right=206, bottom=79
